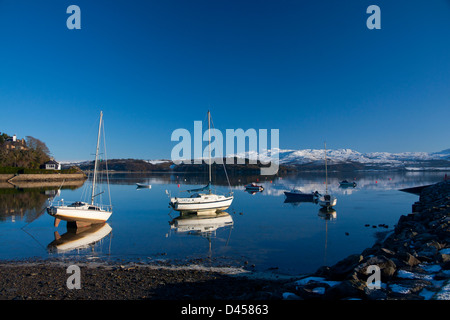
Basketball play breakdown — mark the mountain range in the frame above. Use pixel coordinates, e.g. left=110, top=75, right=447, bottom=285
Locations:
left=234, top=148, right=450, bottom=171
left=63, top=148, right=450, bottom=172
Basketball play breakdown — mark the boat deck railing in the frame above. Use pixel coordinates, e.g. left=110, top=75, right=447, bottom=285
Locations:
left=48, top=199, right=112, bottom=212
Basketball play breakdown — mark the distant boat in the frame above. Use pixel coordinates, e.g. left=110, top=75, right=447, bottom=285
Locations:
left=284, top=189, right=319, bottom=201
left=339, top=180, right=357, bottom=187
left=169, top=111, right=233, bottom=214
left=47, top=111, right=113, bottom=227
left=318, top=142, right=337, bottom=209
left=136, top=183, right=152, bottom=189
left=245, top=183, right=264, bottom=192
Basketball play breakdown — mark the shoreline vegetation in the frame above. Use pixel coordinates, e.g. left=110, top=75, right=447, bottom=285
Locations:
left=0, top=181, right=449, bottom=300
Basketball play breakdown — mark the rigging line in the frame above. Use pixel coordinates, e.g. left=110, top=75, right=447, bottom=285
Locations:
left=20, top=206, right=46, bottom=230
left=21, top=225, right=48, bottom=252
left=81, top=170, right=91, bottom=203
left=210, top=114, right=232, bottom=194
left=46, top=178, right=66, bottom=207
left=102, top=117, right=112, bottom=209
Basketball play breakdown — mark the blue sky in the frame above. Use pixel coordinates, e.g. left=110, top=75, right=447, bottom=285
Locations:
left=0, top=0, right=449, bottom=161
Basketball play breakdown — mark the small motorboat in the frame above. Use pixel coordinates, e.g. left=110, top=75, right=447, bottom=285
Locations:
left=136, top=183, right=152, bottom=189
left=339, top=180, right=357, bottom=187
left=245, top=183, right=264, bottom=192
left=284, top=189, right=319, bottom=201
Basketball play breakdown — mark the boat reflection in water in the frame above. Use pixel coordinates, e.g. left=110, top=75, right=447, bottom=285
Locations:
left=245, top=189, right=263, bottom=196
left=284, top=193, right=319, bottom=207
left=318, top=208, right=337, bottom=266
left=47, top=223, right=112, bottom=254
left=168, top=212, right=234, bottom=255
left=318, top=207, right=337, bottom=220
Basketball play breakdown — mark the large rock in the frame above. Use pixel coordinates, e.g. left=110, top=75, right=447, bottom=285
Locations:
left=355, top=255, right=397, bottom=282
left=325, top=254, right=364, bottom=280
left=324, top=279, right=365, bottom=300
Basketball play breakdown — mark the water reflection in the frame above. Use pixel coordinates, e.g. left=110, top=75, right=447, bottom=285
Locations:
left=318, top=207, right=337, bottom=220
left=168, top=212, right=234, bottom=255
left=47, top=223, right=112, bottom=254
left=103, top=171, right=448, bottom=198
left=244, top=189, right=263, bottom=196
left=283, top=196, right=318, bottom=207
left=318, top=208, right=337, bottom=267
left=0, top=184, right=82, bottom=223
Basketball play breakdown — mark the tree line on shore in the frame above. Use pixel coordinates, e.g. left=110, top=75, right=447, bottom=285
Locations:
left=0, top=132, right=51, bottom=170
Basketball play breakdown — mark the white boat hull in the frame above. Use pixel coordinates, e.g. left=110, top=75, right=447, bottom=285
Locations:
left=170, top=195, right=233, bottom=214
left=47, top=205, right=112, bottom=224
left=318, top=195, right=337, bottom=208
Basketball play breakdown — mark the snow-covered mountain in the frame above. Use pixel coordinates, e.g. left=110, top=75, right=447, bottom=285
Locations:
left=233, top=148, right=450, bottom=168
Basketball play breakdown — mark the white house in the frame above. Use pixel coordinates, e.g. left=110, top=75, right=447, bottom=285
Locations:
left=44, top=160, right=61, bottom=170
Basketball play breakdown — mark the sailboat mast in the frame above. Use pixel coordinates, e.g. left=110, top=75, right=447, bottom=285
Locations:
left=325, top=142, right=328, bottom=194
left=208, top=110, right=212, bottom=189
left=91, top=111, right=103, bottom=205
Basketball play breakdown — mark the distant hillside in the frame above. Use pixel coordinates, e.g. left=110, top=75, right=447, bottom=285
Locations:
left=74, top=159, right=173, bottom=172
left=70, top=157, right=296, bottom=176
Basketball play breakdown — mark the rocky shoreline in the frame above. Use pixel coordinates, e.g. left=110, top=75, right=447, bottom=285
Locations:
left=0, top=181, right=449, bottom=301
left=283, top=180, right=450, bottom=300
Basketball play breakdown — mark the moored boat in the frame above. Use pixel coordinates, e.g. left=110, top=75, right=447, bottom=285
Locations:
left=47, top=111, right=113, bottom=227
left=339, top=180, right=357, bottom=187
left=245, top=183, right=264, bottom=192
left=318, top=142, right=337, bottom=210
left=169, top=111, right=233, bottom=214
left=136, top=183, right=152, bottom=188
left=284, top=189, right=319, bottom=201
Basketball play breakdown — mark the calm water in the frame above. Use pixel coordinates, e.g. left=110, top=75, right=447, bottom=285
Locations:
left=0, top=171, right=447, bottom=275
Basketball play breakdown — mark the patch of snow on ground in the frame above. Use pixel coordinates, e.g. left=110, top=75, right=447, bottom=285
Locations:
left=419, top=264, right=442, bottom=273
left=396, top=269, right=433, bottom=280
left=434, top=280, right=450, bottom=300
left=390, top=284, right=411, bottom=294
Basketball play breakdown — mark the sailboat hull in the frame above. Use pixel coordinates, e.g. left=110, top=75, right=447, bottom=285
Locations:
left=170, top=195, right=233, bottom=214
left=318, top=196, right=337, bottom=208
left=47, top=205, right=112, bottom=224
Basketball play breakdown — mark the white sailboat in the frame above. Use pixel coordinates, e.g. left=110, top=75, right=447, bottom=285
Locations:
left=169, top=111, right=234, bottom=214
left=318, top=142, right=337, bottom=209
left=47, top=111, right=113, bottom=227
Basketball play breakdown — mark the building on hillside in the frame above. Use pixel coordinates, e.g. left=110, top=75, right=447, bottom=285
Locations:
left=3, top=134, right=28, bottom=150
left=44, top=160, right=61, bottom=170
